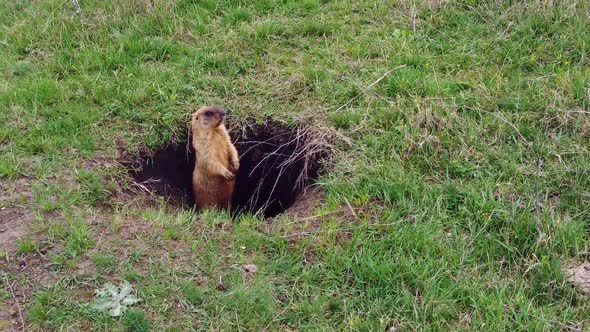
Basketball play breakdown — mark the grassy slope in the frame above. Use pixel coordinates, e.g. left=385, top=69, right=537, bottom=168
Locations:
left=1, top=0, right=589, bottom=330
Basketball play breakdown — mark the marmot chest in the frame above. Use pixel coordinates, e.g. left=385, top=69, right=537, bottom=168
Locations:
left=197, top=133, right=230, bottom=167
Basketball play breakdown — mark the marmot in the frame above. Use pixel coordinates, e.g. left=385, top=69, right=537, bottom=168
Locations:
left=191, top=106, right=240, bottom=211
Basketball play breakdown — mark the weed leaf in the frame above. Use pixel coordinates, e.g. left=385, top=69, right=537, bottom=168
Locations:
left=92, top=281, right=142, bottom=317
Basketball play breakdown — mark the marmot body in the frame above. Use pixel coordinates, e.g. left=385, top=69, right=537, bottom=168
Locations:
left=191, top=106, right=240, bottom=210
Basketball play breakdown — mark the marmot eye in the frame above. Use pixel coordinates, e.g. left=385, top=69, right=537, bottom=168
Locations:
left=205, top=111, right=213, bottom=116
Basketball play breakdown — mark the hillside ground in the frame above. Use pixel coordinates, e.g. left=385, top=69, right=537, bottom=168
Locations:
left=1, top=0, right=589, bottom=331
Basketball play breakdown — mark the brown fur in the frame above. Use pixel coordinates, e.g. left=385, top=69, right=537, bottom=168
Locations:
left=191, top=106, right=239, bottom=210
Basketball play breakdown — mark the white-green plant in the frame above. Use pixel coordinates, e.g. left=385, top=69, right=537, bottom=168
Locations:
left=91, top=281, right=142, bottom=317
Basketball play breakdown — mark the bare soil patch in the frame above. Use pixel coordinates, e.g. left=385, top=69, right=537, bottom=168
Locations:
left=564, top=262, right=590, bottom=294
left=0, top=179, right=34, bottom=254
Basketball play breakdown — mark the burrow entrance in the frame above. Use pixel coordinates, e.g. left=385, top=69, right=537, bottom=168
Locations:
left=125, top=119, right=329, bottom=218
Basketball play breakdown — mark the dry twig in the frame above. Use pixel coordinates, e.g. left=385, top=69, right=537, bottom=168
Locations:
left=535, top=154, right=545, bottom=242
left=2, top=274, right=25, bottom=331
left=410, top=5, right=417, bottom=36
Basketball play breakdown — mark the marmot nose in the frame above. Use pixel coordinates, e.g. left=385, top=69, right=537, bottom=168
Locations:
left=218, top=110, right=226, bottom=117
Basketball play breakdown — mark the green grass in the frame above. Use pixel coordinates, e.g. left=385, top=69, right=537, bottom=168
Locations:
left=16, top=238, right=38, bottom=254
left=1, top=0, right=589, bottom=331
left=120, top=309, right=152, bottom=332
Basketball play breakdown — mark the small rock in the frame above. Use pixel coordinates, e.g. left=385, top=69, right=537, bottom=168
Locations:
left=244, top=264, right=257, bottom=273
left=216, top=283, right=229, bottom=291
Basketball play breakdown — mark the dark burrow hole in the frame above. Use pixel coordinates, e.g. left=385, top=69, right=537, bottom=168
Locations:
left=125, top=119, right=328, bottom=218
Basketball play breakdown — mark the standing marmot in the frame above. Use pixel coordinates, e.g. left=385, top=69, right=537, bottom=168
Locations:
left=191, top=106, right=240, bottom=211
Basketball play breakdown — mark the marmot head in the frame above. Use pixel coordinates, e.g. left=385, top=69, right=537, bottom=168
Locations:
left=192, top=106, right=226, bottom=129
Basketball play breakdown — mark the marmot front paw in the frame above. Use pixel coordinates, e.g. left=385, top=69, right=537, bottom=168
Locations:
left=230, top=158, right=240, bottom=173
left=223, top=169, right=235, bottom=181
